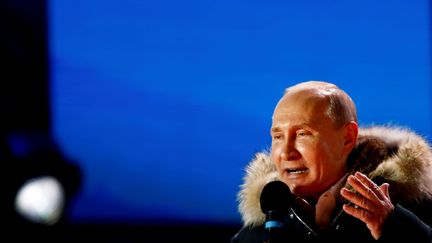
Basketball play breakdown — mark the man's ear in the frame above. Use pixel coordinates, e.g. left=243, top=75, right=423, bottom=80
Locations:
left=343, top=121, right=358, bottom=154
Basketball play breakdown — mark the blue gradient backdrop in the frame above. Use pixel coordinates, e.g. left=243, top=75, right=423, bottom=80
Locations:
left=48, top=0, right=431, bottom=224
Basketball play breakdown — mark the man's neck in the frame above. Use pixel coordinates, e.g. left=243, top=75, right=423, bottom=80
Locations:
left=292, top=173, right=349, bottom=229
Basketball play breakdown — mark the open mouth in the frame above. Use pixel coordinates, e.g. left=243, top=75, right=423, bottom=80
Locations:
left=286, top=168, right=309, bottom=174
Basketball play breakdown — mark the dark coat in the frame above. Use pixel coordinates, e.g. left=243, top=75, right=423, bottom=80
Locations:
left=231, top=126, right=432, bottom=242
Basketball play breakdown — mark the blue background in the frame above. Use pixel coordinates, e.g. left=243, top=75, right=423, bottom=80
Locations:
left=48, top=0, right=431, bottom=225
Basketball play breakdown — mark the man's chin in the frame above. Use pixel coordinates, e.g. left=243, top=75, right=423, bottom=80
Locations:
left=288, top=184, right=315, bottom=198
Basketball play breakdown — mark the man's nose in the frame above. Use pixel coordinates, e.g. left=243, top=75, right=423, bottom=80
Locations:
left=281, top=139, right=299, bottom=160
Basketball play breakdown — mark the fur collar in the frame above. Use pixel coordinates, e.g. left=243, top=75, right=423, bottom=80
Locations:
left=237, top=125, right=432, bottom=226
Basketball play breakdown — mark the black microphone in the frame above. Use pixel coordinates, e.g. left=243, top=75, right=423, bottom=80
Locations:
left=260, top=180, right=294, bottom=243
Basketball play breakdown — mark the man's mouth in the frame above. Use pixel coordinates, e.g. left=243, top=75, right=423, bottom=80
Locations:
left=286, top=168, right=309, bottom=174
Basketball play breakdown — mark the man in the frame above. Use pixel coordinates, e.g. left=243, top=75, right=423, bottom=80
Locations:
left=231, top=81, right=432, bottom=242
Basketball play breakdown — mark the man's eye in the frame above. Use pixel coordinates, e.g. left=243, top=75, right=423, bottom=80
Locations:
left=272, top=134, right=282, bottom=140
left=296, top=131, right=310, bottom=137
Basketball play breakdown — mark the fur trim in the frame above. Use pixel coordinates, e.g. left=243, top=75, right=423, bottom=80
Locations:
left=237, top=152, right=278, bottom=226
left=237, top=125, right=432, bottom=226
left=361, top=126, right=432, bottom=202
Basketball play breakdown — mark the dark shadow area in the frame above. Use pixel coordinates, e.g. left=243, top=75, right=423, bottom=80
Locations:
left=0, top=0, right=49, bottom=131
left=1, top=0, right=81, bottom=240
left=62, top=223, right=241, bottom=243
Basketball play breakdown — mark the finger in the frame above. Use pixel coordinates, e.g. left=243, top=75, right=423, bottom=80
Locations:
left=354, top=172, right=386, bottom=200
left=342, top=203, right=372, bottom=224
left=347, top=174, right=380, bottom=203
left=340, top=188, right=375, bottom=212
left=380, top=183, right=391, bottom=200
left=342, top=201, right=382, bottom=240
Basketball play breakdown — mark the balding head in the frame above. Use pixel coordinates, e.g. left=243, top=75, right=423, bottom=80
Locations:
left=281, top=81, right=357, bottom=128
left=270, top=81, right=359, bottom=198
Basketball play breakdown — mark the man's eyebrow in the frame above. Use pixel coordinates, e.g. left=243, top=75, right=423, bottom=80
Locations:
left=271, top=124, right=311, bottom=133
left=270, top=127, right=282, bottom=134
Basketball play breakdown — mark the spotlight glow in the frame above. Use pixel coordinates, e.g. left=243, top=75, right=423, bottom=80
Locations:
left=14, top=176, right=65, bottom=225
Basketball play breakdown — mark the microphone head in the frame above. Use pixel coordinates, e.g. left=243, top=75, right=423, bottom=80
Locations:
left=260, top=180, right=293, bottom=214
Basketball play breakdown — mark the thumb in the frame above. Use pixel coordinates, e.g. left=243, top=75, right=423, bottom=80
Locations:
left=380, top=183, right=391, bottom=200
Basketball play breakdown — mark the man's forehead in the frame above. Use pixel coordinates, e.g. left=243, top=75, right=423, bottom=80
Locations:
left=277, top=89, right=328, bottom=110
left=272, top=89, right=330, bottom=123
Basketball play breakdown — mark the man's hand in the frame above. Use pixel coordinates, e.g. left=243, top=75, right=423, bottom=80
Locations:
left=340, top=172, right=394, bottom=240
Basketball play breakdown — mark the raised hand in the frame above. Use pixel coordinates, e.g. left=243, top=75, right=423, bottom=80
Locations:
left=340, top=172, right=394, bottom=240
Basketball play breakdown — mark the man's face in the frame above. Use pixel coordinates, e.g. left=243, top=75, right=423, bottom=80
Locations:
left=270, top=91, right=348, bottom=199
